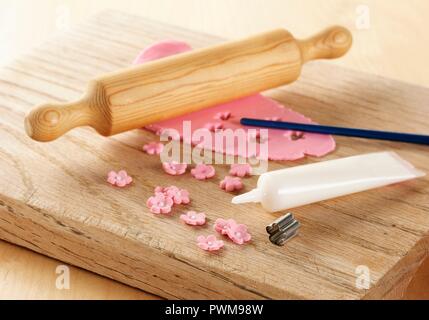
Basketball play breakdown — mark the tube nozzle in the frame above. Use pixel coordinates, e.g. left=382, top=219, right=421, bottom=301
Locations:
left=232, top=188, right=262, bottom=204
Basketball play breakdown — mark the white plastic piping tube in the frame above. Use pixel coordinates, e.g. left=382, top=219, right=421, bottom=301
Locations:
left=232, top=152, right=425, bottom=212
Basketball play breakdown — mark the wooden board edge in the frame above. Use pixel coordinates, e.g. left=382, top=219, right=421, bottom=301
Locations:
left=363, top=234, right=429, bottom=299
left=0, top=194, right=303, bottom=300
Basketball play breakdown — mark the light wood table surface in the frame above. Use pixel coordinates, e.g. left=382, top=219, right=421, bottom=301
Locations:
left=0, top=0, right=428, bottom=300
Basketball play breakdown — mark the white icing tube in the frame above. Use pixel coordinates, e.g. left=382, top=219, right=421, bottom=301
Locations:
left=232, top=152, right=425, bottom=212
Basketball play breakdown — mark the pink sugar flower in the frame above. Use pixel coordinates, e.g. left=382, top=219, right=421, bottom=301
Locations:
left=107, top=170, right=133, bottom=187
left=214, top=218, right=237, bottom=235
left=155, top=185, right=179, bottom=196
left=214, top=111, right=231, bottom=121
left=157, top=128, right=181, bottom=141
left=143, top=142, right=164, bottom=155
left=214, top=218, right=251, bottom=245
left=197, top=235, right=224, bottom=252
left=226, top=223, right=252, bottom=245
left=169, top=188, right=190, bottom=204
left=191, top=164, right=216, bottom=180
left=220, top=176, right=243, bottom=192
left=180, top=211, right=206, bottom=226
left=146, top=193, right=174, bottom=214
left=204, top=122, right=224, bottom=132
left=155, top=186, right=190, bottom=205
left=162, top=161, right=188, bottom=175
left=229, top=164, right=252, bottom=177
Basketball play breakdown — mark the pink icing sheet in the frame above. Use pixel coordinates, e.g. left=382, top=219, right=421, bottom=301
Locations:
left=134, top=40, right=335, bottom=161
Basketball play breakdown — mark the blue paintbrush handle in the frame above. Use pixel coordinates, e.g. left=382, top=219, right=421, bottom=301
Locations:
left=240, top=118, right=429, bottom=146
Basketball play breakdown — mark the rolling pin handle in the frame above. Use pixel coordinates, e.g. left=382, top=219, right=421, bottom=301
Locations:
left=298, top=26, right=353, bottom=63
left=24, top=100, right=94, bottom=142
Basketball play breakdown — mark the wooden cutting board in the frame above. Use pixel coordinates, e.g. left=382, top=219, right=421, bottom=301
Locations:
left=0, top=10, right=428, bottom=300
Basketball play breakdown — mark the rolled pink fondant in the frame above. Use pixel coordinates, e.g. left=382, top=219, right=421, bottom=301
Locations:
left=133, top=40, right=192, bottom=64
left=134, top=40, right=336, bottom=161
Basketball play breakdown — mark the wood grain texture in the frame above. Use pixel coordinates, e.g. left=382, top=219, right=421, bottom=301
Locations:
left=0, top=10, right=428, bottom=299
left=24, top=26, right=351, bottom=142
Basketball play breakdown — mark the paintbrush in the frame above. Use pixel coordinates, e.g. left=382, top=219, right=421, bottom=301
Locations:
left=240, top=118, right=429, bottom=145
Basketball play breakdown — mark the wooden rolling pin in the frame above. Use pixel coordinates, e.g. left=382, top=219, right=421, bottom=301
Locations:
left=25, top=26, right=352, bottom=142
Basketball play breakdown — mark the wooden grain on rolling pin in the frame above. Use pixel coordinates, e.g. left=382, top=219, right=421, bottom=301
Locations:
left=24, top=26, right=352, bottom=142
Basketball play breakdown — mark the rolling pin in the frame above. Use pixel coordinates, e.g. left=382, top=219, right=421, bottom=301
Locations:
left=25, top=26, right=352, bottom=142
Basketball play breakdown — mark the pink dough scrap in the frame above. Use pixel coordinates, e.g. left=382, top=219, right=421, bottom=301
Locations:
left=133, top=40, right=336, bottom=161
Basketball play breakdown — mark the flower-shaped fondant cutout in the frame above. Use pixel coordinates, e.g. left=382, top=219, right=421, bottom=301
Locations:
left=157, top=128, right=181, bottom=141
left=180, top=211, right=206, bottom=226
left=214, top=218, right=237, bottom=235
left=226, top=223, right=252, bottom=245
left=204, top=122, right=224, bottom=132
left=156, top=186, right=190, bottom=205
left=162, top=161, right=188, bottom=175
left=214, top=111, right=231, bottom=121
left=107, top=170, right=133, bottom=187
left=169, top=188, right=190, bottom=205
left=143, top=142, right=164, bottom=155
left=248, top=130, right=269, bottom=144
left=220, top=176, right=243, bottom=192
left=214, top=218, right=251, bottom=245
left=191, top=164, right=216, bottom=180
left=146, top=193, right=174, bottom=214
left=154, top=186, right=174, bottom=194
left=229, top=164, right=252, bottom=177
left=197, top=235, right=224, bottom=252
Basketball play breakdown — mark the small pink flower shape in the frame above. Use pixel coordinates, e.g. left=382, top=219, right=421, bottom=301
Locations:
left=155, top=186, right=180, bottom=195
left=158, top=128, right=181, bottom=141
left=220, top=176, right=243, bottom=192
left=146, top=193, right=174, bottom=214
left=214, top=218, right=251, bottom=245
left=155, top=186, right=190, bottom=205
left=214, top=218, right=237, bottom=235
left=180, top=211, right=206, bottom=226
left=204, top=122, right=224, bottom=132
left=229, top=164, right=252, bottom=177
left=197, top=235, right=224, bottom=252
left=143, top=142, right=164, bottom=155
left=168, top=187, right=190, bottom=205
left=191, top=164, right=216, bottom=180
left=214, top=111, right=231, bottom=121
left=162, top=161, right=188, bottom=175
left=107, top=170, right=133, bottom=187
left=226, top=223, right=252, bottom=245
